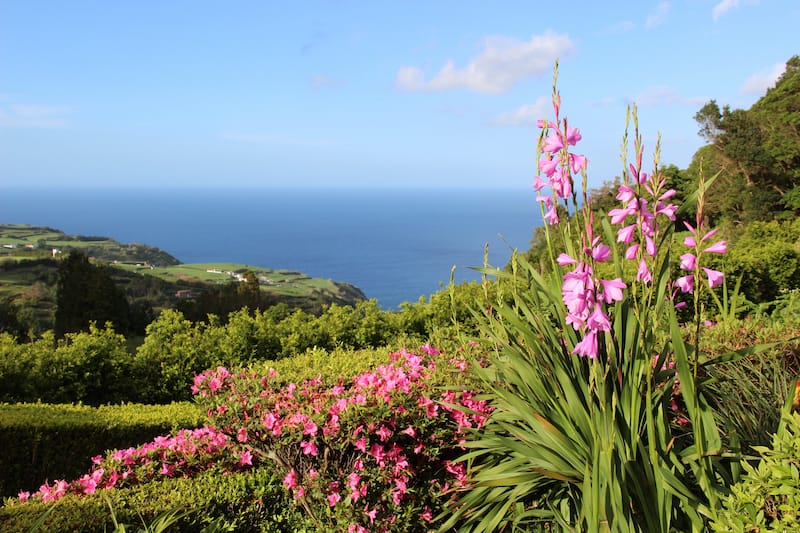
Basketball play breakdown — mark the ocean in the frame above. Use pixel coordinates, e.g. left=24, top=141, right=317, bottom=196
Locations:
left=1, top=187, right=542, bottom=309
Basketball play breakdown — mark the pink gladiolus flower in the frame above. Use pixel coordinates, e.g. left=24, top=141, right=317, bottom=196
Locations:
left=565, top=126, right=582, bottom=145
left=625, top=244, right=639, bottom=260
left=539, top=156, right=559, bottom=177
left=587, top=305, right=611, bottom=332
left=705, top=240, right=727, bottom=254
left=675, top=275, right=694, bottom=294
left=684, top=235, right=697, bottom=247
left=645, top=235, right=656, bottom=257
left=542, top=132, right=564, bottom=152
left=703, top=267, right=725, bottom=288
left=617, top=224, right=636, bottom=244
left=636, top=258, right=652, bottom=283
left=609, top=207, right=634, bottom=225
left=573, top=330, right=598, bottom=359
left=592, top=243, right=611, bottom=263
left=679, top=253, right=696, bottom=271
left=600, top=278, right=626, bottom=304
left=557, top=253, right=577, bottom=265
left=570, top=153, right=587, bottom=174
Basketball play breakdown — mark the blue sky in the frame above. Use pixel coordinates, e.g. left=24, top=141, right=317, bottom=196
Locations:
left=1, top=1, right=797, bottom=190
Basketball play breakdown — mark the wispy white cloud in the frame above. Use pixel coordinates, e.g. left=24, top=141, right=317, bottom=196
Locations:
left=633, top=86, right=706, bottom=107
left=712, top=0, right=759, bottom=21
left=220, top=131, right=335, bottom=148
left=493, top=97, right=551, bottom=126
left=646, top=1, right=671, bottom=29
left=311, top=74, right=343, bottom=90
left=591, top=96, right=620, bottom=107
left=396, top=31, right=574, bottom=94
left=604, top=20, right=636, bottom=34
left=0, top=102, right=73, bottom=128
left=740, top=62, right=785, bottom=95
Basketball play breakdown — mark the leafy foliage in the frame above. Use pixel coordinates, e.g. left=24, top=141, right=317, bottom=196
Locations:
left=710, top=412, right=800, bottom=532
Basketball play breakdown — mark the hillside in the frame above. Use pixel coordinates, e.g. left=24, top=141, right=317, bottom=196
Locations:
left=0, top=224, right=367, bottom=336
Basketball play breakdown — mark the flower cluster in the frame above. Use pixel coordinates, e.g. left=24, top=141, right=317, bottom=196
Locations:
left=533, top=88, right=587, bottom=225
left=17, top=425, right=247, bottom=504
left=193, top=346, right=491, bottom=532
left=556, top=223, right=627, bottom=359
left=608, top=159, right=679, bottom=284
left=674, top=224, right=727, bottom=294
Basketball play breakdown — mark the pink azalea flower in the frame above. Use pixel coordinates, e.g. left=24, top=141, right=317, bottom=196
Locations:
left=18, top=491, right=30, bottom=502
left=421, top=507, right=434, bottom=522
left=300, top=440, right=318, bottom=456
left=237, top=428, right=248, bottom=442
left=327, top=492, right=341, bottom=507
left=238, top=450, right=252, bottom=466
left=283, top=469, right=298, bottom=489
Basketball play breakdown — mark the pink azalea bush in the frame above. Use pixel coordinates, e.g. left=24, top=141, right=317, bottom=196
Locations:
left=16, top=425, right=248, bottom=504
left=193, top=344, right=491, bottom=532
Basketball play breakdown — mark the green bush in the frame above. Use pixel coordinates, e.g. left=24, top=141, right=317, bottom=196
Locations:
left=0, top=467, right=309, bottom=532
left=0, top=325, right=133, bottom=405
left=249, top=345, right=394, bottom=386
left=710, top=412, right=800, bottom=531
left=0, top=402, right=203, bottom=498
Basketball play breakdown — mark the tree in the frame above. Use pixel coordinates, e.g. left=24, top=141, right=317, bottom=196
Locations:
left=54, top=252, right=130, bottom=336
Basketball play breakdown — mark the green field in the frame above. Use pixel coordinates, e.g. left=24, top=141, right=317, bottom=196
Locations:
left=1, top=225, right=366, bottom=333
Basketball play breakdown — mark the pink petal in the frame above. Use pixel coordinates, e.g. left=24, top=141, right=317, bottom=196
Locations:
left=557, top=253, right=577, bottom=266
left=704, top=240, right=727, bottom=254
left=703, top=267, right=725, bottom=288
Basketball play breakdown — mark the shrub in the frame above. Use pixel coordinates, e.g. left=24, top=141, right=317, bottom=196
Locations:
left=0, top=402, right=202, bottom=498
left=0, top=467, right=306, bottom=532
left=710, top=412, right=800, bottom=531
left=193, top=345, right=490, bottom=532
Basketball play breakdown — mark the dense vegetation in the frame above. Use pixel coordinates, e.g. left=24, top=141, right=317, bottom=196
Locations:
left=1, top=58, right=799, bottom=531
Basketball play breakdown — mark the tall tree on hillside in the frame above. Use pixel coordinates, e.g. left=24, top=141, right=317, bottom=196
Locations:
left=55, top=252, right=130, bottom=336
left=690, top=55, right=800, bottom=224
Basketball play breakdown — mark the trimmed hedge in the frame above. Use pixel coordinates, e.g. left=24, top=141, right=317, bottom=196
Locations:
left=0, top=467, right=310, bottom=532
left=0, top=402, right=203, bottom=498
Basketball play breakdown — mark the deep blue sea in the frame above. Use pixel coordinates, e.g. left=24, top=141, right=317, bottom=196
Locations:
left=1, top=187, right=542, bottom=309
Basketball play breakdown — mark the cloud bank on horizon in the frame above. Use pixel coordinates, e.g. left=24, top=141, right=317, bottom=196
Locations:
left=0, top=1, right=796, bottom=189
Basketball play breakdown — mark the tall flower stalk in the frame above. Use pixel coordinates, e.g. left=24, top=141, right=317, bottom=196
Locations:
left=444, top=65, right=737, bottom=532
